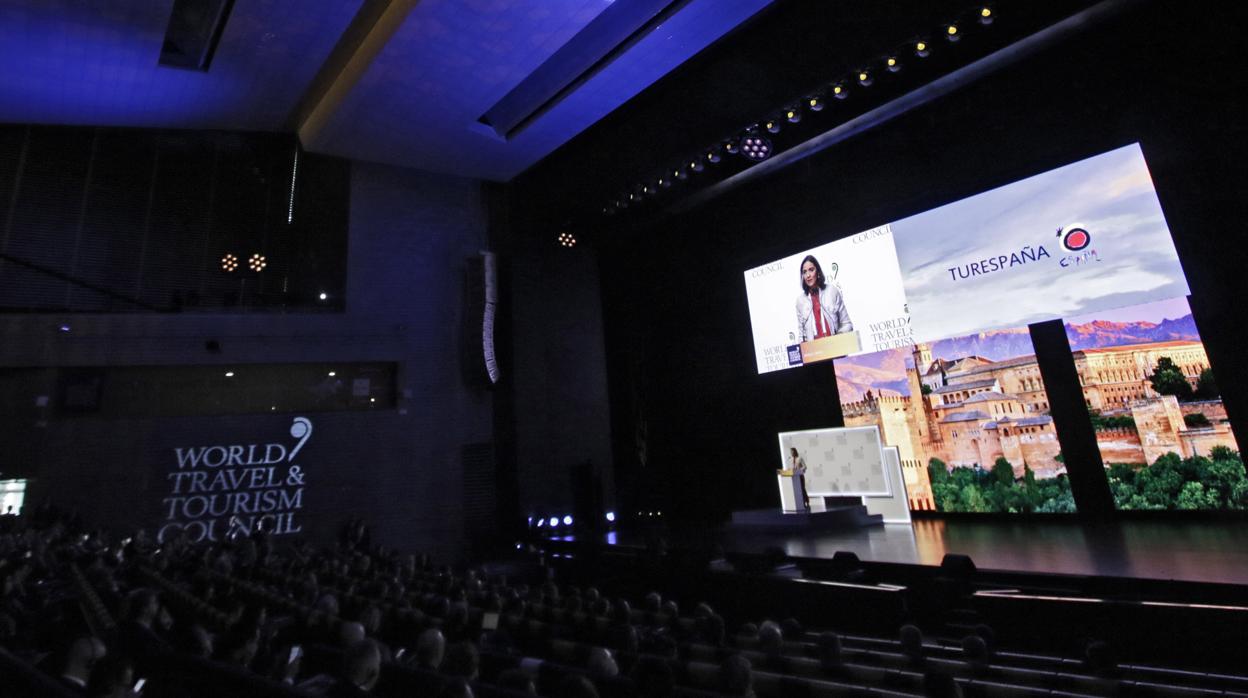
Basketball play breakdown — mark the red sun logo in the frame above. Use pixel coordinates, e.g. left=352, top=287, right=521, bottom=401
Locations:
left=1060, top=227, right=1090, bottom=251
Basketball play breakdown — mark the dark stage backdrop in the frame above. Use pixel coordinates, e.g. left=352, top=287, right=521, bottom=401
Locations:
left=593, top=4, right=1248, bottom=521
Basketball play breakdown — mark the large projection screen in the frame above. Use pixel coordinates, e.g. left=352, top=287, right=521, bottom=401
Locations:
left=778, top=426, right=889, bottom=497
left=744, top=143, right=1190, bottom=375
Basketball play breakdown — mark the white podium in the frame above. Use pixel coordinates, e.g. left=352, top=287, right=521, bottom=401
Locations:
left=776, top=470, right=805, bottom=513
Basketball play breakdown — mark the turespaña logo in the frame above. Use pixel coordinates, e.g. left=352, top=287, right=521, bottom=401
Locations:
left=1056, top=225, right=1091, bottom=252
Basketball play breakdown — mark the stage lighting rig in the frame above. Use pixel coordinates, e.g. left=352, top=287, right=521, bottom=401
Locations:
left=248, top=253, right=267, bottom=272
left=557, top=231, right=577, bottom=248
left=220, top=253, right=239, bottom=272
left=740, top=134, right=772, bottom=162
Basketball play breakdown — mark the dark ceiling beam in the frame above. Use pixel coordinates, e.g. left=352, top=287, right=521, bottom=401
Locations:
left=289, top=0, right=421, bottom=146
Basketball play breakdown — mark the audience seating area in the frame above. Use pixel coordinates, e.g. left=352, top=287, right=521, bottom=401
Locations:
left=1, top=506, right=1246, bottom=698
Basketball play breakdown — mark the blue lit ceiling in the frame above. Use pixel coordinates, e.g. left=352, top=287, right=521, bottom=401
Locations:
left=0, top=0, right=364, bottom=130
left=0, top=0, right=772, bottom=181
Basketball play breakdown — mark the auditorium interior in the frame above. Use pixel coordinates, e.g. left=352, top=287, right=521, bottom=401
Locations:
left=2, top=1, right=1248, bottom=697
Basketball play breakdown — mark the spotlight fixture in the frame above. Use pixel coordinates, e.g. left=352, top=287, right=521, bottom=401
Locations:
left=724, top=140, right=740, bottom=155
left=557, top=232, right=577, bottom=248
left=675, top=168, right=688, bottom=180
left=689, top=159, right=704, bottom=173
left=318, top=292, right=328, bottom=301
left=248, top=253, right=267, bottom=272
left=548, top=516, right=560, bottom=527
left=658, top=177, right=669, bottom=188
left=807, top=95, right=825, bottom=112
left=765, top=119, right=781, bottom=134
left=979, top=6, right=993, bottom=25
left=605, top=511, right=616, bottom=523
left=945, top=23, right=960, bottom=41
left=857, top=70, right=873, bottom=87
left=739, top=134, right=772, bottom=162
left=785, top=107, right=801, bottom=124
left=886, top=55, right=901, bottom=73
left=220, top=253, right=238, bottom=272
left=563, top=515, right=573, bottom=525
left=915, top=40, right=930, bottom=57
left=706, top=149, right=721, bottom=163
left=832, top=83, right=848, bottom=99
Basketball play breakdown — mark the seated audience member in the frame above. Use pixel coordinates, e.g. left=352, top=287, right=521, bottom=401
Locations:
left=438, top=677, right=474, bottom=698
left=780, top=617, right=804, bottom=641
left=85, top=653, right=134, bottom=698
left=441, top=640, right=480, bottom=681
left=173, top=622, right=214, bottom=659
left=719, top=654, right=755, bottom=698
left=1083, top=639, right=1119, bottom=677
left=816, top=631, right=843, bottom=673
left=960, top=634, right=990, bottom=672
left=698, top=613, right=726, bottom=647
left=338, top=621, right=367, bottom=648
left=496, top=667, right=538, bottom=695
left=414, top=628, right=447, bottom=671
left=60, top=635, right=107, bottom=691
left=115, top=589, right=165, bottom=664
left=757, top=620, right=786, bottom=672
left=333, top=639, right=382, bottom=698
left=215, top=627, right=260, bottom=670
left=899, top=624, right=925, bottom=666
left=558, top=674, right=600, bottom=698
left=586, top=646, right=619, bottom=679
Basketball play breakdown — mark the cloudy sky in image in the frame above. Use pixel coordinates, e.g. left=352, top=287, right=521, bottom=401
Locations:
left=892, top=143, right=1190, bottom=341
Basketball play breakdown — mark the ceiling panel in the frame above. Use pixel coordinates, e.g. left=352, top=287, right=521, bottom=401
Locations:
left=304, top=0, right=773, bottom=181
left=0, top=0, right=363, bottom=131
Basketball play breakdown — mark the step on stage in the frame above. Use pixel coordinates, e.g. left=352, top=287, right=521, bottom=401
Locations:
left=576, top=517, right=1248, bottom=587
left=729, top=504, right=881, bottom=531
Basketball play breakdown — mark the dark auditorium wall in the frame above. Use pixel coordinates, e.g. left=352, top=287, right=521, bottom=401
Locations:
left=507, top=241, right=615, bottom=521
left=589, top=4, right=1248, bottom=521
left=0, top=161, right=494, bottom=561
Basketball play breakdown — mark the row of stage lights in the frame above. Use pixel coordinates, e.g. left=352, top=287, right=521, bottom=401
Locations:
left=527, top=509, right=666, bottom=533
left=597, top=5, right=995, bottom=219
left=221, top=253, right=267, bottom=273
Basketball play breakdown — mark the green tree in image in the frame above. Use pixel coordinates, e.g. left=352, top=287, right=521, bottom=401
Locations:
left=1106, top=447, right=1247, bottom=510
left=1149, top=357, right=1194, bottom=401
left=1195, top=368, right=1219, bottom=400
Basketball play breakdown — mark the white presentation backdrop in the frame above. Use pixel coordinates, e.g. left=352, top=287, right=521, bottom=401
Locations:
left=893, top=142, right=1190, bottom=341
left=744, top=226, right=911, bottom=374
left=743, top=143, right=1191, bottom=374
left=778, top=426, right=889, bottom=497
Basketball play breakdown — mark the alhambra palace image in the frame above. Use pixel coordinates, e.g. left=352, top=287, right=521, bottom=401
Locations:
left=841, top=338, right=1239, bottom=511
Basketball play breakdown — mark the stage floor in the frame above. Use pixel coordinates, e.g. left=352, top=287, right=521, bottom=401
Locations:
left=567, top=518, right=1248, bottom=586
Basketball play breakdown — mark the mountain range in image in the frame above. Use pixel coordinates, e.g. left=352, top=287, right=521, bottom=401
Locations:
left=835, top=313, right=1200, bottom=402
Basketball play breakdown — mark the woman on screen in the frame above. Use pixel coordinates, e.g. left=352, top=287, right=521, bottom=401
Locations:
left=796, top=254, right=852, bottom=341
left=790, top=447, right=810, bottom=510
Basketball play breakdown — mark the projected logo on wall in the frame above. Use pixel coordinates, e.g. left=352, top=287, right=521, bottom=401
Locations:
left=157, top=416, right=311, bottom=542
left=744, top=143, right=1189, bottom=374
